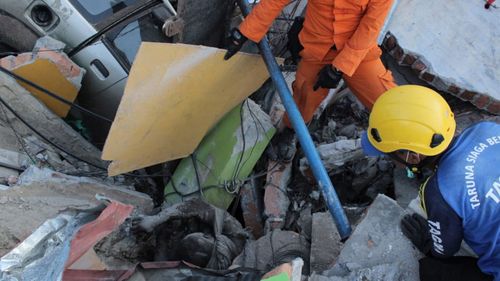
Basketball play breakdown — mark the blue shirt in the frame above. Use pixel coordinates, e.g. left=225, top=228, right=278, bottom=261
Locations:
left=422, top=122, right=500, bottom=280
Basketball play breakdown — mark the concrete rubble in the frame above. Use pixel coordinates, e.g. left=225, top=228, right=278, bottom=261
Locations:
left=313, top=195, right=423, bottom=281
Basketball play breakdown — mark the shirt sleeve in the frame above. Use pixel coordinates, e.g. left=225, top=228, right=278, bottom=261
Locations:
left=421, top=174, right=464, bottom=258
left=239, top=0, right=292, bottom=43
left=332, top=0, right=394, bottom=76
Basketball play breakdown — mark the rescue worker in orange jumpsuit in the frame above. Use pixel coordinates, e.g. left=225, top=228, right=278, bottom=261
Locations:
left=225, top=0, right=398, bottom=127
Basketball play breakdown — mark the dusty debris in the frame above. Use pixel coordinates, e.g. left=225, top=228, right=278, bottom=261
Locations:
left=131, top=198, right=250, bottom=270
left=0, top=166, right=152, bottom=257
left=232, top=230, right=310, bottom=275
left=0, top=208, right=102, bottom=281
left=0, top=70, right=105, bottom=171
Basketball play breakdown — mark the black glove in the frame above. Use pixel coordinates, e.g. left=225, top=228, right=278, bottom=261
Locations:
left=313, top=65, right=342, bottom=91
left=401, top=213, right=432, bottom=255
left=224, top=28, right=248, bottom=60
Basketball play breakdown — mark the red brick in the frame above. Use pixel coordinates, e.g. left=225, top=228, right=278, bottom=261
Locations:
left=471, top=94, right=491, bottom=109
left=447, top=84, right=461, bottom=95
left=391, top=46, right=404, bottom=62
left=459, top=90, right=476, bottom=101
left=411, top=60, right=427, bottom=74
left=383, top=34, right=397, bottom=51
left=486, top=100, right=500, bottom=115
left=402, top=54, right=417, bottom=66
left=421, top=71, right=435, bottom=83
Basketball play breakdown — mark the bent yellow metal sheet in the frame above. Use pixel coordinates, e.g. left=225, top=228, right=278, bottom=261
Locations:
left=13, top=59, right=78, bottom=117
left=102, top=43, right=270, bottom=176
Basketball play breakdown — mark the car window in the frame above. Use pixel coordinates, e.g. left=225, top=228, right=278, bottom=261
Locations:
left=70, top=0, right=139, bottom=23
left=108, top=7, right=172, bottom=68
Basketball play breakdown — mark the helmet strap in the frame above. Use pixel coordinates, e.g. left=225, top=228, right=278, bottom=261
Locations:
left=388, top=153, right=439, bottom=177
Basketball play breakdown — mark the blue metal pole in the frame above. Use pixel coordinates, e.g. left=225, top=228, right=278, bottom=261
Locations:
left=237, top=1, right=352, bottom=239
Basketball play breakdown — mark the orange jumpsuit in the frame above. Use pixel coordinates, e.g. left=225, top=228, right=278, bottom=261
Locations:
left=239, top=0, right=398, bottom=125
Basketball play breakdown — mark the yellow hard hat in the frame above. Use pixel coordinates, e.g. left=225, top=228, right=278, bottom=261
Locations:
left=367, top=85, right=456, bottom=156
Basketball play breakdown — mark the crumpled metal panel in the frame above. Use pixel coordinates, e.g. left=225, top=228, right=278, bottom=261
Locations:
left=0, top=210, right=99, bottom=281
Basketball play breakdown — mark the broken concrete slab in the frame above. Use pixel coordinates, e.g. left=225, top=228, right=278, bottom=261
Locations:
left=0, top=71, right=105, bottom=170
left=0, top=209, right=100, bottom=281
left=393, top=167, right=419, bottom=208
left=318, top=194, right=422, bottom=281
left=382, top=2, right=500, bottom=114
left=310, top=263, right=401, bottom=281
left=310, top=212, right=342, bottom=273
left=299, top=139, right=364, bottom=176
left=0, top=166, right=152, bottom=257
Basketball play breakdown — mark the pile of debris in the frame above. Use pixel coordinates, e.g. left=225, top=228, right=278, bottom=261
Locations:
left=0, top=2, right=499, bottom=280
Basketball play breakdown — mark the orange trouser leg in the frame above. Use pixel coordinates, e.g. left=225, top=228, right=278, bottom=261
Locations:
left=343, top=50, right=397, bottom=110
left=282, top=52, right=334, bottom=128
left=283, top=48, right=397, bottom=128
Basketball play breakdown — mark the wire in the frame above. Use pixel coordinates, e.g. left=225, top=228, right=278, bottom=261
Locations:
left=0, top=95, right=170, bottom=178
left=0, top=66, right=113, bottom=123
left=191, top=153, right=205, bottom=199
left=230, top=102, right=247, bottom=189
left=0, top=95, right=109, bottom=170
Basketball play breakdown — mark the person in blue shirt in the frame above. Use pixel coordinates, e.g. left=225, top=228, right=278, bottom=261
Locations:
left=361, top=85, right=499, bottom=281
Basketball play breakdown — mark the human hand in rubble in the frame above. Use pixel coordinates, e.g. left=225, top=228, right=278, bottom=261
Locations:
left=401, top=213, right=432, bottom=255
left=313, top=64, right=343, bottom=91
left=224, top=28, right=248, bottom=60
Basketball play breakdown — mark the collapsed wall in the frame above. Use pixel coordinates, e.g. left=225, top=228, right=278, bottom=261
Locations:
left=382, top=1, right=500, bottom=115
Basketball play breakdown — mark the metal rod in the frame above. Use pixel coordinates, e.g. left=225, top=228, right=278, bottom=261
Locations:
left=237, top=0, right=352, bottom=239
left=162, top=0, right=177, bottom=16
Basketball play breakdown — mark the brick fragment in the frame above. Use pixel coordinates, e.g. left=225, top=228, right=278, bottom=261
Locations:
left=486, top=100, right=500, bottom=115
left=459, top=90, right=476, bottom=101
left=402, top=54, right=417, bottom=66
left=383, top=34, right=397, bottom=51
left=411, top=60, right=427, bottom=75
left=471, top=94, right=491, bottom=109
left=391, top=46, right=404, bottom=62
left=447, top=84, right=461, bottom=95
left=421, top=71, right=435, bottom=83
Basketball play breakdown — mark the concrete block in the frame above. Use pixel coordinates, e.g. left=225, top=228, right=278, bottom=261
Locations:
left=393, top=167, right=420, bottom=208
left=385, top=1, right=500, bottom=110
left=310, top=263, right=401, bottom=281
left=320, top=194, right=423, bottom=281
left=310, top=212, right=342, bottom=273
left=0, top=72, right=105, bottom=170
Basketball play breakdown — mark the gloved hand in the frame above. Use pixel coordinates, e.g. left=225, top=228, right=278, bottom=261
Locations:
left=224, top=28, right=248, bottom=60
left=313, top=65, right=342, bottom=91
left=401, top=213, right=432, bottom=255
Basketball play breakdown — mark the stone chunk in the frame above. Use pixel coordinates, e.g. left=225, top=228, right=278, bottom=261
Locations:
left=319, top=194, right=423, bottom=281
left=310, top=212, right=342, bottom=273
left=393, top=167, right=420, bottom=208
